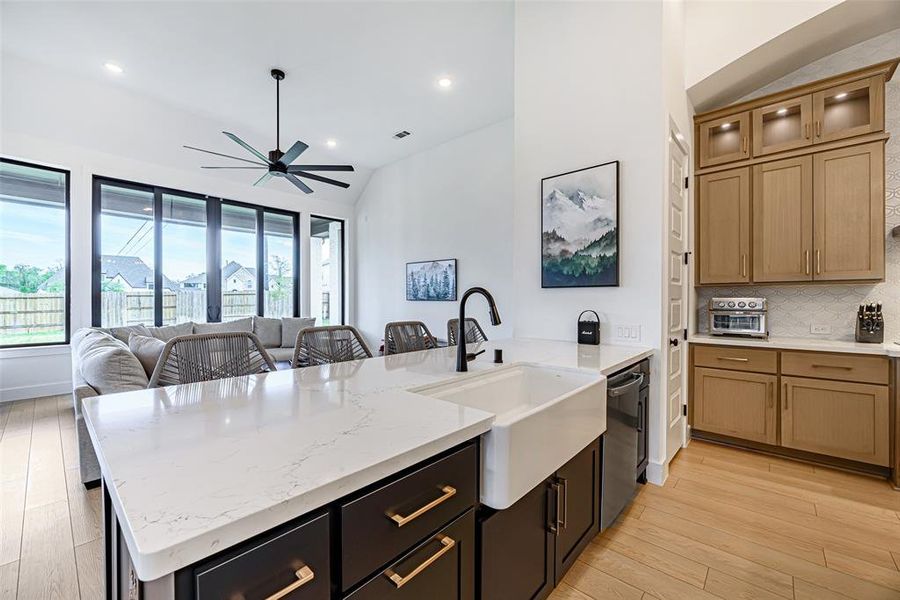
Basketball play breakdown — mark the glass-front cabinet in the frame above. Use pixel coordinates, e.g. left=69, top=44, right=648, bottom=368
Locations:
left=752, top=95, right=813, bottom=156
left=698, top=111, right=750, bottom=168
left=812, top=76, right=883, bottom=144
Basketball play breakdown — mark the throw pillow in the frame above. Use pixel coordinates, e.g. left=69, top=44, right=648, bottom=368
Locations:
left=193, top=317, right=253, bottom=335
left=281, top=317, right=317, bottom=348
left=107, top=324, right=152, bottom=344
left=75, top=330, right=149, bottom=393
left=252, top=316, right=282, bottom=348
left=128, top=333, right=166, bottom=378
left=147, top=321, right=193, bottom=342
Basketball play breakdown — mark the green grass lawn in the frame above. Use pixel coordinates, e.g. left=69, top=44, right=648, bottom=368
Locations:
left=0, top=329, right=66, bottom=346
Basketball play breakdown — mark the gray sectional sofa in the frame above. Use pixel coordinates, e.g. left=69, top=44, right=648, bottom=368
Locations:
left=71, top=316, right=314, bottom=486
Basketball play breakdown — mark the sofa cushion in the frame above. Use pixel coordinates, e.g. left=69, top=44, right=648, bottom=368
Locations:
left=107, top=324, right=152, bottom=344
left=74, top=329, right=148, bottom=394
left=128, top=334, right=166, bottom=378
left=147, top=322, right=193, bottom=342
left=194, top=317, right=253, bottom=335
left=266, top=347, right=294, bottom=363
left=281, top=317, right=317, bottom=348
left=253, top=316, right=282, bottom=348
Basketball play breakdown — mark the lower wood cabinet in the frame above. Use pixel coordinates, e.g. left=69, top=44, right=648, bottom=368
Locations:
left=693, top=367, right=777, bottom=444
left=782, top=376, right=890, bottom=466
left=479, top=439, right=600, bottom=600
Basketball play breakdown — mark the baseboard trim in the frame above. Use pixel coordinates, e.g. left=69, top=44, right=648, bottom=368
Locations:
left=646, top=459, right=669, bottom=486
left=0, top=381, right=72, bottom=403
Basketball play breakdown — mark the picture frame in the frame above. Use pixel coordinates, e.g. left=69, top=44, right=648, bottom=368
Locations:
left=541, top=160, right=619, bottom=288
left=406, top=258, right=458, bottom=301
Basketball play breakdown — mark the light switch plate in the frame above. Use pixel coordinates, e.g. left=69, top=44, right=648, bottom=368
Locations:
left=810, top=323, right=832, bottom=335
left=614, top=323, right=642, bottom=343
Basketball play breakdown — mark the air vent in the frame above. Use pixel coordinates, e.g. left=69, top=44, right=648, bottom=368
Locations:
left=393, top=130, right=411, bottom=139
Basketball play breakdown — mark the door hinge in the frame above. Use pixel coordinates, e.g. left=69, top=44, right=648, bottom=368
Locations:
left=684, top=176, right=689, bottom=189
left=682, top=404, right=687, bottom=417
left=683, top=328, right=688, bottom=341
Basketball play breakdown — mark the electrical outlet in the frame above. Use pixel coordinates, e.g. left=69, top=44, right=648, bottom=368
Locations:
left=810, top=323, right=832, bottom=335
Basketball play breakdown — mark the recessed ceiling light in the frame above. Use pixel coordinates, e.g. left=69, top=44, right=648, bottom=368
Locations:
left=437, top=77, right=453, bottom=89
left=835, top=92, right=848, bottom=100
left=326, top=139, right=337, bottom=148
left=720, top=122, right=731, bottom=130
left=104, top=62, right=124, bottom=74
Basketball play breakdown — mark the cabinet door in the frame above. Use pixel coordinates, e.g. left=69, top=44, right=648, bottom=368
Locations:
left=813, top=142, right=884, bottom=281
left=697, top=167, right=751, bottom=284
left=480, top=481, right=555, bottom=600
left=752, top=156, right=813, bottom=282
left=554, top=439, right=600, bottom=583
left=693, top=367, right=777, bottom=444
left=752, top=95, right=813, bottom=156
left=781, top=376, right=889, bottom=466
left=812, top=77, right=884, bottom=144
left=698, top=112, right=750, bottom=168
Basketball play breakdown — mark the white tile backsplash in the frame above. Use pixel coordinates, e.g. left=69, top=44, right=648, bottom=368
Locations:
left=697, top=28, right=900, bottom=342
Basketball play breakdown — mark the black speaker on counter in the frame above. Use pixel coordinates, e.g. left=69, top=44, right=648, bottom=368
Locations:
left=577, top=310, right=600, bottom=345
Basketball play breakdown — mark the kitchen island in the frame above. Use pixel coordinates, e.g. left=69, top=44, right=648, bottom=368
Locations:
left=83, top=339, right=653, bottom=599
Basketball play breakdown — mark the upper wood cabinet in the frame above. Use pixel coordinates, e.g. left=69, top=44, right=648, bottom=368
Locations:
left=697, top=167, right=750, bottom=285
left=752, top=156, right=813, bottom=282
left=698, top=112, right=750, bottom=168
left=813, top=77, right=884, bottom=144
left=752, top=96, right=813, bottom=156
left=813, top=142, right=884, bottom=281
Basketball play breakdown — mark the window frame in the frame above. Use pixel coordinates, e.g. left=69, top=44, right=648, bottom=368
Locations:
left=91, top=175, right=301, bottom=327
left=0, top=157, right=71, bottom=349
left=310, top=214, right=346, bottom=325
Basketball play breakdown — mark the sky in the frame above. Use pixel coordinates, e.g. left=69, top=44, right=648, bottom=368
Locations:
left=0, top=201, right=65, bottom=270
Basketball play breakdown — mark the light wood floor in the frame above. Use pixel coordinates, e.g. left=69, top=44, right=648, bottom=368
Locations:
left=3, top=396, right=900, bottom=599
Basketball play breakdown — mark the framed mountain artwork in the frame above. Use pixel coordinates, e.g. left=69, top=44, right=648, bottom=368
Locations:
left=541, top=161, right=619, bottom=287
left=406, top=259, right=457, bottom=301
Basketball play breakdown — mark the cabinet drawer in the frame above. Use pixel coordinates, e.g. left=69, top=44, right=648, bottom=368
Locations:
left=693, top=345, right=777, bottom=374
left=340, top=443, right=477, bottom=591
left=781, top=351, right=888, bottom=385
left=345, top=509, right=475, bottom=600
left=194, top=512, right=329, bottom=600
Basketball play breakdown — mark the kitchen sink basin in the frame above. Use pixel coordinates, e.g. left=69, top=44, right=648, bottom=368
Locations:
left=412, top=363, right=607, bottom=509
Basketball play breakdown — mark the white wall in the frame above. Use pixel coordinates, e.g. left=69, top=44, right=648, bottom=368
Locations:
left=0, top=56, right=356, bottom=402
left=354, top=119, right=514, bottom=348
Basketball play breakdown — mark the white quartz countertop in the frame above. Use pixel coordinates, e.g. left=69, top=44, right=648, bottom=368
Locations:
left=689, top=333, right=900, bottom=357
left=82, top=338, right=652, bottom=581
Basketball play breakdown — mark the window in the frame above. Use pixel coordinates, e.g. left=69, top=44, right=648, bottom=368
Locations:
left=92, top=177, right=300, bottom=327
left=310, top=216, right=344, bottom=325
left=0, top=159, right=70, bottom=347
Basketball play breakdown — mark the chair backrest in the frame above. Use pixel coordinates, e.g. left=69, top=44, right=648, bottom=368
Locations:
left=447, top=318, right=488, bottom=346
left=148, top=332, right=276, bottom=388
left=384, top=321, right=438, bottom=355
left=292, top=325, right=373, bottom=368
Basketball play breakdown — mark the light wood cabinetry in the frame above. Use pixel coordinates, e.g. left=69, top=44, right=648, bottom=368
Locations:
left=813, top=77, right=884, bottom=144
left=699, top=112, right=750, bottom=168
left=693, top=344, right=777, bottom=373
left=813, top=142, right=885, bottom=281
left=781, top=351, right=889, bottom=385
left=781, top=376, right=889, bottom=466
left=752, top=156, right=813, bottom=282
left=694, top=367, right=777, bottom=444
left=752, top=96, right=813, bottom=156
left=697, top=168, right=750, bottom=285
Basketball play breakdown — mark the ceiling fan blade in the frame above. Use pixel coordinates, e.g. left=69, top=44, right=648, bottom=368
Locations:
left=201, top=166, right=266, bottom=169
left=253, top=172, right=274, bottom=186
left=184, top=145, right=267, bottom=166
left=222, top=132, right=271, bottom=164
left=280, top=141, right=309, bottom=165
left=285, top=174, right=314, bottom=194
left=292, top=171, right=350, bottom=189
left=288, top=164, right=355, bottom=172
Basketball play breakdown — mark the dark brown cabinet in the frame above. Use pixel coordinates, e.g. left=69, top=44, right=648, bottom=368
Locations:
left=479, top=439, right=600, bottom=600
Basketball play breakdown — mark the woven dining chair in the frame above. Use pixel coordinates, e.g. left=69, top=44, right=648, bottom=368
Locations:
left=447, top=318, right=488, bottom=346
left=291, top=325, right=373, bottom=368
left=383, top=321, right=438, bottom=355
left=148, top=332, right=276, bottom=388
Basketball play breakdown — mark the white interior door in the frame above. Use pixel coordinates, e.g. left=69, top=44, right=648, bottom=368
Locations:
left=665, top=130, right=689, bottom=462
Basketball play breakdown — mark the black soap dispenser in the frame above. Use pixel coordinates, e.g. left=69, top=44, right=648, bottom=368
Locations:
left=577, top=311, right=600, bottom=345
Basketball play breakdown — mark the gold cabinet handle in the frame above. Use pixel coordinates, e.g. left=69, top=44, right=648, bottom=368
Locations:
left=741, top=254, right=747, bottom=278
left=816, top=249, right=821, bottom=275
left=718, top=357, right=749, bottom=363
left=805, top=250, right=810, bottom=275
left=389, top=485, right=456, bottom=527
left=804, top=122, right=810, bottom=139
left=385, top=536, right=455, bottom=588
left=815, top=120, right=822, bottom=137
left=265, top=566, right=314, bottom=600
left=742, top=136, right=748, bottom=153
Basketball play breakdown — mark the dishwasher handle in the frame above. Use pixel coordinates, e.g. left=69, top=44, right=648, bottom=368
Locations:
left=607, top=373, right=644, bottom=397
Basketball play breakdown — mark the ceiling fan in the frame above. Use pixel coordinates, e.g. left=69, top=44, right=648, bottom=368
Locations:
left=184, top=68, right=353, bottom=194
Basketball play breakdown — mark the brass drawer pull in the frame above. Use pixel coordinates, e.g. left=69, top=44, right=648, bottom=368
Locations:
left=816, top=250, right=821, bottom=274
left=805, top=250, right=810, bottom=275
left=812, top=364, right=853, bottom=370
left=389, top=486, right=456, bottom=527
left=385, top=536, right=456, bottom=588
left=265, top=566, right=314, bottom=600
left=718, top=357, right=749, bottom=363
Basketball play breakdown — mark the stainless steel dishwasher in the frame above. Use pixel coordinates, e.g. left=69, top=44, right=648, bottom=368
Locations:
left=600, top=359, right=649, bottom=530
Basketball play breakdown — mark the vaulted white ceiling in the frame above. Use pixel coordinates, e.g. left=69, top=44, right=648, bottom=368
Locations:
left=1, top=1, right=514, bottom=203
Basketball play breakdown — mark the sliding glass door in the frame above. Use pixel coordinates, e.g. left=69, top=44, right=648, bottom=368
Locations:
left=264, top=212, right=297, bottom=319
left=161, top=193, right=208, bottom=325
left=310, top=215, right=344, bottom=325
left=220, top=204, right=258, bottom=321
